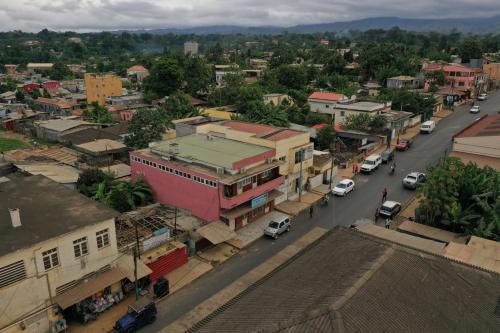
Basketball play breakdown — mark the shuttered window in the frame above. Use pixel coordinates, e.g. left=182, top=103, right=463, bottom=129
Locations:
left=0, top=260, right=27, bottom=288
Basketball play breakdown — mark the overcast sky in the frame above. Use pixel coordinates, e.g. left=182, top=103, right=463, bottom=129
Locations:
left=0, top=0, right=499, bottom=32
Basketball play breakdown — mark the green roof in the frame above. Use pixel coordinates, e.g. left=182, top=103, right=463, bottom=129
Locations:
left=151, top=134, right=271, bottom=169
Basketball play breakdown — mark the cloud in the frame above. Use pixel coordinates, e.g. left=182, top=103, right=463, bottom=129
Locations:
left=0, top=0, right=499, bottom=32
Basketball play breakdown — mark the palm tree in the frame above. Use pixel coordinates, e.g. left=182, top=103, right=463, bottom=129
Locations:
left=108, top=178, right=154, bottom=212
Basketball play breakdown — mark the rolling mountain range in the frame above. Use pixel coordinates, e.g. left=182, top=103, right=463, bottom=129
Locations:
left=123, top=16, right=500, bottom=35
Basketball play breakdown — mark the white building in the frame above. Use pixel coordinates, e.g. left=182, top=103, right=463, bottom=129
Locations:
left=184, top=41, right=199, bottom=56
left=308, top=91, right=350, bottom=115
left=0, top=175, right=126, bottom=333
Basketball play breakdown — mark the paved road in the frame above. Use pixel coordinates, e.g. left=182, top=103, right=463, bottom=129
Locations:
left=143, top=92, right=499, bottom=332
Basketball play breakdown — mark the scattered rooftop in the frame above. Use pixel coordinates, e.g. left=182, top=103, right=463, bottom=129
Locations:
left=220, top=120, right=305, bottom=141
left=14, top=163, right=80, bottom=185
left=336, top=101, right=387, bottom=112
left=0, top=175, right=118, bottom=256
left=36, top=118, right=93, bottom=132
left=75, top=139, right=127, bottom=154
left=308, top=91, right=347, bottom=102
left=388, top=75, right=417, bottom=81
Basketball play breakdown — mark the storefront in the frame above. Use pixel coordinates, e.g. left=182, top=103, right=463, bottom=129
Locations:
left=220, top=189, right=282, bottom=230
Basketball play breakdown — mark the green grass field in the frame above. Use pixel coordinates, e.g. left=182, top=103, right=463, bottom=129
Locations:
left=0, top=138, right=29, bottom=153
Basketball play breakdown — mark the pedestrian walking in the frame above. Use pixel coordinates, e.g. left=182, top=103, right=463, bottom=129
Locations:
left=382, top=187, right=388, bottom=202
left=309, top=205, right=314, bottom=218
left=385, top=218, right=392, bottom=229
left=374, top=208, right=380, bottom=222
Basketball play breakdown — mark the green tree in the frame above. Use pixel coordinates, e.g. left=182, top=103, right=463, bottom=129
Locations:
left=15, top=89, right=25, bottom=102
left=182, top=56, right=212, bottom=96
left=50, top=62, right=73, bottom=80
left=269, top=46, right=296, bottom=68
left=276, top=65, right=308, bottom=90
left=459, top=38, right=484, bottom=63
left=82, top=102, right=114, bottom=123
left=143, top=57, right=183, bottom=99
left=163, top=92, right=200, bottom=119
left=76, top=168, right=113, bottom=197
left=316, top=126, right=336, bottom=150
left=125, top=107, right=171, bottom=149
left=238, top=102, right=289, bottom=127
left=107, top=178, right=153, bottom=212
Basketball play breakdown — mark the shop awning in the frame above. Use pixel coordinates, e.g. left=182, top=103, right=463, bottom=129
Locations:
left=197, top=221, right=237, bottom=245
left=53, top=267, right=126, bottom=309
left=117, top=254, right=153, bottom=281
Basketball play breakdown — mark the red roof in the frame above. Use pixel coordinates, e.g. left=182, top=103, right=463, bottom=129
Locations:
left=266, top=130, right=301, bottom=141
left=127, top=65, right=147, bottom=72
left=312, top=123, right=342, bottom=131
left=308, top=92, right=347, bottom=102
left=425, top=63, right=482, bottom=74
left=454, top=115, right=500, bottom=138
left=222, top=121, right=275, bottom=134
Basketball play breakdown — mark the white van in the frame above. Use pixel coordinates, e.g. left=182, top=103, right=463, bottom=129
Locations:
left=420, top=120, right=435, bottom=134
left=360, top=154, right=382, bottom=173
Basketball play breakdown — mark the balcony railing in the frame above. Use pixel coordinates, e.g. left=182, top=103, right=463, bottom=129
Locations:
left=220, top=176, right=284, bottom=210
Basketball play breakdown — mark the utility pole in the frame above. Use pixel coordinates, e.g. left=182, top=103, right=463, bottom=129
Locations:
left=298, top=149, right=304, bottom=201
left=174, top=207, right=178, bottom=240
left=133, top=220, right=140, bottom=300
left=329, top=150, right=335, bottom=191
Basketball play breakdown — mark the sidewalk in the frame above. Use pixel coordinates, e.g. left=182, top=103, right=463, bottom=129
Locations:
left=160, top=227, right=329, bottom=333
left=68, top=258, right=213, bottom=333
left=226, top=210, right=288, bottom=249
left=275, top=191, right=323, bottom=216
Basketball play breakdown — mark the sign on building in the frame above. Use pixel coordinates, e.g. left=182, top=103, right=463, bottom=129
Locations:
left=251, top=193, right=268, bottom=208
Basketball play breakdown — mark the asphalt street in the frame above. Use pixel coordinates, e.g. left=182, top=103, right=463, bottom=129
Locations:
left=142, top=92, right=500, bottom=332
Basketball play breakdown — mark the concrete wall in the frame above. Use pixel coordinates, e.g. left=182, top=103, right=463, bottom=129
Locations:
left=131, top=153, right=221, bottom=221
left=308, top=100, right=335, bottom=115
left=0, top=218, right=118, bottom=328
left=334, top=109, right=378, bottom=125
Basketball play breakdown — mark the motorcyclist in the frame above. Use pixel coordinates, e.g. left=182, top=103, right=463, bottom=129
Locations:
left=390, top=162, right=396, bottom=174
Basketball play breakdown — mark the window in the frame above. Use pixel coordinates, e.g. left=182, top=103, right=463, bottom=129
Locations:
left=325, top=104, right=329, bottom=108
left=96, top=229, right=110, bottom=249
left=458, top=81, right=465, bottom=87
left=73, top=237, right=88, bottom=258
left=241, top=177, right=252, bottom=186
left=42, top=248, right=59, bottom=271
left=261, top=169, right=273, bottom=178
left=340, top=111, right=346, bottom=117
left=295, top=150, right=304, bottom=163
left=0, top=260, right=27, bottom=288
left=279, top=156, right=286, bottom=162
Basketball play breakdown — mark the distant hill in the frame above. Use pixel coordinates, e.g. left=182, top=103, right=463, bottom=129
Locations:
left=125, top=16, right=500, bottom=35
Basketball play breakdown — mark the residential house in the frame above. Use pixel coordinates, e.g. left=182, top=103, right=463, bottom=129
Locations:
left=308, top=91, right=350, bottom=115
left=67, top=64, right=84, bottom=75
left=126, top=65, right=149, bottom=83
left=249, top=59, right=268, bottom=70
left=130, top=134, right=285, bottom=231
left=483, top=62, right=500, bottom=89
left=0, top=175, right=121, bottom=333
left=383, top=110, right=414, bottom=140
left=74, top=139, right=128, bottom=167
left=423, top=63, right=483, bottom=101
left=26, top=63, right=53, bottom=74
left=451, top=114, right=500, bottom=169
left=34, top=118, right=97, bottom=142
left=183, top=41, right=199, bottom=56
left=186, top=227, right=500, bottom=333
left=41, top=81, right=62, bottom=95
left=332, top=101, right=390, bottom=125
left=201, top=106, right=239, bottom=120
left=59, top=127, right=122, bottom=146
left=106, top=93, right=144, bottom=106
left=387, top=75, right=420, bottom=89
left=214, top=65, right=239, bottom=86
left=0, top=91, right=16, bottom=104
left=263, top=93, right=291, bottom=106
left=22, top=82, right=41, bottom=94
left=194, top=120, right=314, bottom=201
left=362, top=81, right=382, bottom=96
left=60, top=79, right=85, bottom=93
left=14, top=163, right=80, bottom=189
left=84, top=73, right=123, bottom=106
left=4, top=64, right=16, bottom=76
left=34, top=97, right=80, bottom=116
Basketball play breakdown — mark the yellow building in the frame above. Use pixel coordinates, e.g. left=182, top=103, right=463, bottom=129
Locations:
left=0, top=176, right=123, bottom=332
left=84, top=73, right=123, bottom=106
left=483, top=62, right=500, bottom=89
left=195, top=120, right=314, bottom=202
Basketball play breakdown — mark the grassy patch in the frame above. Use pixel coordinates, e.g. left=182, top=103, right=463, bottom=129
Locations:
left=0, top=138, right=29, bottom=152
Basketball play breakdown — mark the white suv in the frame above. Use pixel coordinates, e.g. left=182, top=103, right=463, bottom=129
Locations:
left=360, top=154, right=382, bottom=173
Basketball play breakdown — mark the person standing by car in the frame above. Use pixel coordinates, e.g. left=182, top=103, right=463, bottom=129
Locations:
left=382, top=187, right=388, bottom=202
left=374, top=208, right=380, bottom=222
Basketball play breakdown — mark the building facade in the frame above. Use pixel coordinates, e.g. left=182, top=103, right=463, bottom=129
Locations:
left=84, top=73, right=123, bottom=106
left=387, top=76, right=420, bottom=89
left=308, top=92, right=350, bottom=115
left=184, top=41, right=199, bottom=56
left=130, top=134, right=285, bottom=230
left=0, top=175, right=120, bottom=333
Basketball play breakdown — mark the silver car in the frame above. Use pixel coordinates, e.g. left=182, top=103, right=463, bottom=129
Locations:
left=264, top=216, right=291, bottom=239
left=403, top=172, right=426, bottom=190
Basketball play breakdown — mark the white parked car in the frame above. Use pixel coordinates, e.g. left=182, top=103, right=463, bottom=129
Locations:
left=470, top=105, right=480, bottom=114
left=403, top=172, right=426, bottom=190
left=477, top=93, right=488, bottom=101
left=332, top=179, right=355, bottom=196
left=360, top=154, right=382, bottom=173
left=420, top=120, right=435, bottom=134
left=379, top=201, right=402, bottom=218
left=264, top=214, right=291, bottom=239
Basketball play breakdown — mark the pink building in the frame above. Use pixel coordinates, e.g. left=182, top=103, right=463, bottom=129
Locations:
left=424, top=64, right=483, bottom=99
left=130, top=134, right=285, bottom=230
